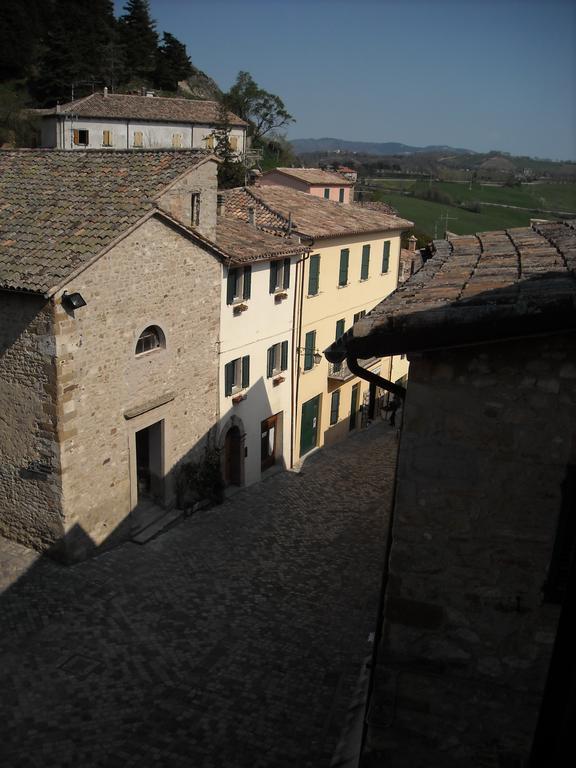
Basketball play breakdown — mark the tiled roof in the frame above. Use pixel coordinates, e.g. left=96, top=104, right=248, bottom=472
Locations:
left=325, top=221, right=576, bottom=362
left=220, top=188, right=290, bottom=234
left=354, top=200, right=399, bottom=216
left=216, top=218, right=308, bottom=264
left=262, top=167, right=354, bottom=186
left=223, top=185, right=413, bottom=240
left=0, top=149, right=210, bottom=294
left=39, top=92, right=247, bottom=127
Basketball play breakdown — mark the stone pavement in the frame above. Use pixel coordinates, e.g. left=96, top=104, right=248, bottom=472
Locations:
left=0, top=423, right=398, bottom=768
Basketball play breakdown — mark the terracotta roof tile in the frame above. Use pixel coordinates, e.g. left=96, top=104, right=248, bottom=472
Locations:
left=0, top=149, right=210, bottom=294
left=216, top=218, right=308, bottom=264
left=39, top=92, right=247, bottom=127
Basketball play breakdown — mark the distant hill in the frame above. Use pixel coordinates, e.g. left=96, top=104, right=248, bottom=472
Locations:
left=291, top=137, right=474, bottom=156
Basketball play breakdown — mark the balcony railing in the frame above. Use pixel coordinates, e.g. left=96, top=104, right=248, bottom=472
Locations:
left=327, top=357, right=380, bottom=381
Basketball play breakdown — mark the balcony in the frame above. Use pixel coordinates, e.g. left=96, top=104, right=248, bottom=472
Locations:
left=327, top=357, right=380, bottom=381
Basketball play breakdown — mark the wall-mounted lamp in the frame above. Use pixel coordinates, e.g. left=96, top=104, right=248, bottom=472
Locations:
left=62, top=291, right=87, bottom=311
left=298, top=348, right=323, bottom=365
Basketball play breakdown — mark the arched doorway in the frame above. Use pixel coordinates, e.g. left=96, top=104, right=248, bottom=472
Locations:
left=224, top=426, right=243, bottom=486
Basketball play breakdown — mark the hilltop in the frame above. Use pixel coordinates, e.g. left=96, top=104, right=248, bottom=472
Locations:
left=291, top=137, right=474, bottom=156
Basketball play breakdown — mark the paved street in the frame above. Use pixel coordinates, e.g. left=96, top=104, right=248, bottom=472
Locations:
left=0, top=423, right=398, bottom=768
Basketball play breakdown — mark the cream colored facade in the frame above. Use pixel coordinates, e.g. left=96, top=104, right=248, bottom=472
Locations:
left=294, top=231, right=405, bottom=461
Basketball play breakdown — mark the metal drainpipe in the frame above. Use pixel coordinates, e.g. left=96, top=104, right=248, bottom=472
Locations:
left=290, top=247, right=310, bottom=469
left=346, top=355, right=406, bottom=399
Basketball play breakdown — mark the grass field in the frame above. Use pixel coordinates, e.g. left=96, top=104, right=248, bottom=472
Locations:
left=368, top=180, right=576, bottom=241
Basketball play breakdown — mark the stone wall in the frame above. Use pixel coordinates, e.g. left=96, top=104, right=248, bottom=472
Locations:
left=53, top=215, right=221, bottom=561
left=365, top=332, right=576, bottom=767
left=0, top=293, right=63, bottom=550
left=157, top=158, right=217, bottom=241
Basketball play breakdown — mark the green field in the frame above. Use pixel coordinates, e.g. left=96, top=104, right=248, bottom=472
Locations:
left=368, top=180, right=576, bottom=241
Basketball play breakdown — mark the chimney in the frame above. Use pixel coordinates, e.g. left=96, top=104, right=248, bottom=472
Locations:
left=56, top=102, right=61, bottom=113
left=217, top=194, right=225, bottom=217
left=408, top=235, right=417, bottom=252
left=248, top=207, right=255, bottom=226
left=103, top=86, right=108, bottom=98
left=287, top=213, right=293, bottom=237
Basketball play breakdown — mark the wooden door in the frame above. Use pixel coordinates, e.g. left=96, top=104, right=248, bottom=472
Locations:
left=300, top=395, right=320, bottom=457
left=261, top=415, right=278, bottom=472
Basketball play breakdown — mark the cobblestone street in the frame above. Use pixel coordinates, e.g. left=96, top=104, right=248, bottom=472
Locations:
left=0, top=423, right=398, bottom=768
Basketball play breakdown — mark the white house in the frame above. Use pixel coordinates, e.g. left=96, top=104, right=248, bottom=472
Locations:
left=37, top=90, right=248, bottom=155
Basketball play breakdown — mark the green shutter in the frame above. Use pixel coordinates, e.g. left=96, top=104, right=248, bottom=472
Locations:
left=339, top=249, right=349, bottom=286
left=224, top=361, right=234, bottom=396
left=283, top=258, right=291, bottom=289
left=335, top=319, right=345, bottom=340
left=324, top=188, right=330, bottom=199
left=226, top=268, right=237, bottom=304
left=281, top=340, right=288, bottom=371
left=339, top=188, right=344, bottom=203
left=241, top=355, right=250, bottom=388
left=361, top=244, right=370, bottom=280
left=304, top=330, right=316, bottom=371
left=267, top=346, right=274, bottom=378
left=330, top=390, right=340, bottom=425
left=308, top=254, right=320, bottom=295
left=243, top=266, right=251, bottom=299
left=269, top=261, right=278, bottom=293
left=382, top=241, right=391, bottom=273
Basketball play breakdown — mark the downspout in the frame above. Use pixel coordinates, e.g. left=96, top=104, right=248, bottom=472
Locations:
left=346, top=355, right=406, bottom=399
left=290, top=246, right=310, bottom=469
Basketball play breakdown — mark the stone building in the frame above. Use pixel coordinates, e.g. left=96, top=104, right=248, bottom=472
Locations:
left=325, top=221, right=576, bottom=766
left=258, top=167, right=355, bottom=203
left=0, top=149, right=225, bottom=562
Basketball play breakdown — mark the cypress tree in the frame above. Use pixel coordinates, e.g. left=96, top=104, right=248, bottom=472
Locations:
left=118, top=0, right=159, bottom=83
left=154, top=32, right=192, bottom=92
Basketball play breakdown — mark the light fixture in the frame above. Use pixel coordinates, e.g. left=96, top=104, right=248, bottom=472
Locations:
left=298, top=348, right=323, bottom=365
left=62, top=291, right=87, bottom=311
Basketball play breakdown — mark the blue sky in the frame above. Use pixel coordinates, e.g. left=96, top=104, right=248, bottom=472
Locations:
left=114, top=0, right=576, bottom=160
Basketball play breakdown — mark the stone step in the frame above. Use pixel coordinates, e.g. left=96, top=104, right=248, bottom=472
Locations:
left=131, top=508, right=184, bottom=544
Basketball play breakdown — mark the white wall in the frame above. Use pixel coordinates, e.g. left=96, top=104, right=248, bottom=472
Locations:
left=219, top=256, right=299, bottom=487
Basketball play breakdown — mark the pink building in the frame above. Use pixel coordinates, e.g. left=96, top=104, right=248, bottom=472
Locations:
left=258, top=167, right=354, bottom=203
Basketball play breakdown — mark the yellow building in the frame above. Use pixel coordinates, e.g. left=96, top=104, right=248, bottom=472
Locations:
left=221, top=184, right=412, bottom=465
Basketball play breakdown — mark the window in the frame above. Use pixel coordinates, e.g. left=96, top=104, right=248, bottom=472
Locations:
left=324, top=188, right=330, bottom=199
left=135, top=325, right=165, bottom=355
left=339, top=188, right=345, bottom=203
left=382, top=240, right=391, bottom=273
left=338, top=249, right=349, bottom=286
left=172, top=133, right=182, bottom=148
left=267, top=341, right=289, bottom=378
left=333, top=319, right=345, bottom=373
left=303, top=330, right=316, bottom=371
left=224, top=356, right=250, bottom=396
left=353, top=310, right=366, bottom=324
left=73, top=129, right=89, bottom=146
left=204, top=134, right=214, bottom=150
left=308, top=254, right=320, bottom=296
left=361, top=244, right=370, bottom=280
left=133, top=131, right=143, bottom=148
left=191, top=193, right=200, bottom=227
left=229, top=136, right=238, bottom=151
left=269, top=258, right=291, bottom=293
left=226, top=265, right=252, bottom=304
left=330, top=390, right=340, bottom=425
left=102, top=130, right=113, bottom=147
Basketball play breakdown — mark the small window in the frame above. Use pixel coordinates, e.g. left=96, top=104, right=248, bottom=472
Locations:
left=226, top=265, right=251, bottom=304
left=269, top=258, right=291, bottom=293
left=333, top=319, right=345, bottom=373
left=338, top=249, right=349, bottom=287
left=304, top=330, right=316, bottom=371
left=133, top=131, right=143, bottom=148
left=224, top=356, right=250, bottom=396
left=135, top=325, right=165, bottom=355
left=267, top=341, right=289, bottom=378
left=308, top=254, right=320, bottom=296
left=102, top=130, right=113, bottom=147
left=382, top=241, right=391, bottom=273
left=339, top=188, right=345, bottom=203
left=172, top=133, right=182, bottom=148
left=360, top=244, right=370, bottom=280
left=191, top=193, right=201, bottom=227
left=73, top=129, right=89, bottom=146
left=229, top=136, right=238, bottom=151
left=353, top=310, right=366, bottom=324
left=324, top=188, right=330, bottom=199
left=330, top=390, right=340, bottom=425
left=204, top=134, right=214, bottom=150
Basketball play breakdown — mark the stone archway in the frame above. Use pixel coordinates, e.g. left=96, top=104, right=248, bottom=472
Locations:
left=219, top=416, right=246, bottom=488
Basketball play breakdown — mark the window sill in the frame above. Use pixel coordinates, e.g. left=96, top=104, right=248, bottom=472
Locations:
left=232, top=302, right=249, bottom=315
left=306, top=292, right=321, bottom=299
left=231, top=393, right=247, bottom=405
left=337, top=283, right=349, bottom=289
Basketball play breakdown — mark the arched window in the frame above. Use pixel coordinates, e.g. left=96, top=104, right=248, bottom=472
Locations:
left=135, top=325, right=165, bottom=356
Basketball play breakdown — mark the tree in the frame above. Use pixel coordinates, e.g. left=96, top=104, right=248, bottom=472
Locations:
left=212, top=102, right=246, bottom=189
left=224, top=71, right=293, bottom=143
left=154, top=32, right=192, bottom=91
left=118, top=0, right=158, bottom=83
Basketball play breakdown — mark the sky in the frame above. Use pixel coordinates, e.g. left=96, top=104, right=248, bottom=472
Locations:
left=114, top=0, right=576, bottom=160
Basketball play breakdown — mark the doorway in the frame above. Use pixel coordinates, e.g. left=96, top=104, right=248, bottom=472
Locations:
left=135, top=421, right=164, bottom=504
left=349, top=383, right=360, bottom=430
left=224, top=426, right=243, bottom=486
left=300, top=395, right=321, bottom=457
left=261, top=414, right=278, bottom=472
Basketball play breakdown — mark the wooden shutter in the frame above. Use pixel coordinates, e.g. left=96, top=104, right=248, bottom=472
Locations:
left=243, top=266, right=252, bottom=300
left=226, top=268, right=237, bottom=304
left=324, top=188, right=330, bottom=199
left=304, top=330, right=316, bottom=370
left=267, top=346, right=275, bottom=378
left=382, top=241, right=391, bottom=273
left=339, top=249, right=349, bottom=286
left=134, top=131, right=143, bottom=147
left=361, top=244, right=370, bottom=280
left=335, top=319, right=345, bottom=340
left=283, top=258, right=291, bottom=289
left=224, top=361, right=234, bottom=396
left=330, top=390, right=340, bottom=425
left=241, top=356, right=250, bottom=388
left=103, top=130, right=112, bottom=146
left=269, top=261, right=278, bottom=293
left=339, top=188, right=345, bottom=203
left=73, top=129, right=80, bottom=145
left=308, top=254, right=320, bottom=295
left=281, top=340, right=289, bottom=371
left=229, top=136, right=238, bottom=150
